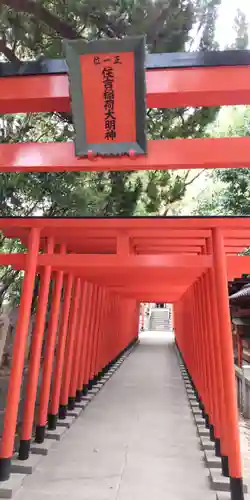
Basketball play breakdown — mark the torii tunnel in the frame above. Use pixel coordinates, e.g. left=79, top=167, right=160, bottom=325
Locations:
left=0, top=216, right=249, bottom=500
left=1, top=40, right=250, bottom=500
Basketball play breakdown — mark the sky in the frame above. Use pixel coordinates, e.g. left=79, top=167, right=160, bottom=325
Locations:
left=216, top=0, right=250, bottom=48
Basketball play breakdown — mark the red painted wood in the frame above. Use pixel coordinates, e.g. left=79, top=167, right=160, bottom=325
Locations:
left=1, top=66, right=250, bottom=114
left=1, top=137, right=250, bottom=172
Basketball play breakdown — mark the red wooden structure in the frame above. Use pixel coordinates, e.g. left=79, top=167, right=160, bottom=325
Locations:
left=0, top=43, right=250, bottom=500
left=0, top=217, right=248, bottom=500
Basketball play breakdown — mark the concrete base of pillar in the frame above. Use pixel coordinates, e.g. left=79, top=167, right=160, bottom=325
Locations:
left=216, top=492, right=230, bottom=500
left=82, top=394, right=94, bottom=401
left=216, top=494, right=250, bottom=500
left=194, top=416, right=205, bottom=425
left=75, top=400, right=89, bottom=408
left=190, top=401, right=199, bottom=407
left=30, top=439, right=55, bottom=456
left=10, top=454, right=42, bottom=475
left=197, top=425, right=210, bottom=437
left=0, top=473, right=26, bottom=499
left=200, top=436, right=215, bottom=450
left=204, top=450, right=221, bottom=468
left=209, top=469, right=230, bottom=492
left=210, top=470, right=248, bottom=494
left=88, top=388, right=99, bottom=395
left=57, top=416, right=75, bottom=428
left=192, top=408, right=202, bottom=416
left=67, top=408, right=82, bottom=417
left=46, top=427, right=67, bottom=441
left=189, top=396, right=197, bottom=402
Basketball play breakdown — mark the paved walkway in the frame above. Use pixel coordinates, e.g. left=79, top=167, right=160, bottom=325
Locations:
left=15, top=331, right=215, bottom=500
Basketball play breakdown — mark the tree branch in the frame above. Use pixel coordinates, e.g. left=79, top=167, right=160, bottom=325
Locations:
left=0, top=38, right=20, bottom=63
left=184, top=169, right=205, bottom=187
left=1, top=0, right=79, bottom=39
left=146, top=7, right=169, bottom=43
left=89, top=13, right=121, bottom=38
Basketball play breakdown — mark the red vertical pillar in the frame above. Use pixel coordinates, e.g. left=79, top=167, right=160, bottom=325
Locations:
left=207, top=236, right=226, bottom=461
left=35, top=246, right=65, bottom=443
left=188, top=289, right=196, bottom=386
left=101, top=290, right=111, bottom=373
left=19, top=237, right=54, bottom=460
left=48, top=273, right=74, bottom=429
left=102, top=291, right=110, bottom=370
left=75, top=283, right=89, bottom=401
left=84, top=285, right=98, bottom=390
left=213, top=228, right=243, bottom=500
left=193, top=281, right=204, bottom=401
left=113, top=295, right=119, bottom=360
left=89, top=287, right=103, bottom=385
left=202, top=268, right=220, bottom=444
left=193, top=286, right=200, bottom=393
left=68, top=280, right=87, bottom=407
left=81, top=283, right=94, bottom=394
left=0, top=227, right=40, bottom=480
left=199, top=274, right=213, bottom=428
left=77, top=282, right=92, bottom=396
left=90, top=288, right=104, bottom=382
left=95, top=289, right=107, bottom=378
left=59, top=277, right=81, bottom=418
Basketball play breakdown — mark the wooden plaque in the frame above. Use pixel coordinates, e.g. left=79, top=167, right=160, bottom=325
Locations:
left=63, top=36, right=146, bottom=157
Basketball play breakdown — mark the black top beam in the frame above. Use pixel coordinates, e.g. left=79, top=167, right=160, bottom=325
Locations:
left=1, top=50, right=250, bottom=77
left=0, top=215, right=250, bottom=220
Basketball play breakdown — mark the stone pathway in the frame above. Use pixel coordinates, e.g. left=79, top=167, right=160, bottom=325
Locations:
left=14, top=331, right=216, bottom=500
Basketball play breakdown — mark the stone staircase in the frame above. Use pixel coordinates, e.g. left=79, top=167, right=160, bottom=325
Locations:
left=149, top=308, right=171, bottom=331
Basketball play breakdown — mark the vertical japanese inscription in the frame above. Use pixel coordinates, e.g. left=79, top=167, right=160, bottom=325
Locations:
left=78, top=48, right=138, bottom=150
left=93, top=54, right=122, bottom=142
left=103, top=66, right=116, bottom=141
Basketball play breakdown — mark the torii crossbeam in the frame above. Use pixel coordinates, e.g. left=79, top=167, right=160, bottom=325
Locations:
left=1, top=43, right=250, bottom=171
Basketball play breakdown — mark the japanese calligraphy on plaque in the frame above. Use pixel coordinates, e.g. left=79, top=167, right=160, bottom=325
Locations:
left=102, top=65, right=116, bottom=141
left=63, top=37, right=147, bottom=157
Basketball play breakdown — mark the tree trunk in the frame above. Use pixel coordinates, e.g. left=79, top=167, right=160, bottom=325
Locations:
left=0, top=313, right=10, bottom=367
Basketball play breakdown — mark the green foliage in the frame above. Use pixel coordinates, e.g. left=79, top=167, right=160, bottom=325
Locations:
left=0, top=0, right=234, bottom=303
left=232, top=9, right=249, bottom=50
left=195, top=106, right=250, bottom=217
left=193, top=7, right=249, bottom=218
left=0, top=0, right=223, bottom=222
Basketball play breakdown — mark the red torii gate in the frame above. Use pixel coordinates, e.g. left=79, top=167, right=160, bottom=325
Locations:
left=0, top=217, right=249, bottom=500
left=1, top=47, right=250, bottom=171
left=0, top=39, right=249, bottom=500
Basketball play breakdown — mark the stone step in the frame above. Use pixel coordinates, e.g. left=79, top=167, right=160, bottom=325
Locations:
left=0, top=473, right=26, bottom=499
